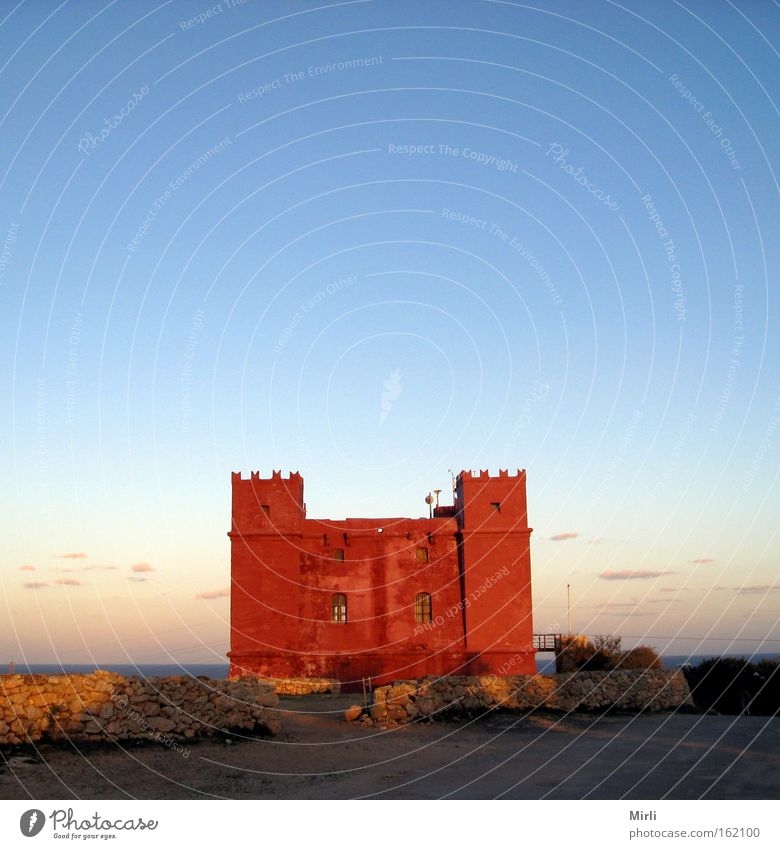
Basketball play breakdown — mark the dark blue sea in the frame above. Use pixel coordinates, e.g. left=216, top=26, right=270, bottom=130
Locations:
left=5, top=653, right=778, bottom=678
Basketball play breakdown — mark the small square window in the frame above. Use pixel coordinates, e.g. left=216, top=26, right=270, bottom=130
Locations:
left=261, top=504, right=271, bottom=516
left=490, top=502, right=501, bottom=512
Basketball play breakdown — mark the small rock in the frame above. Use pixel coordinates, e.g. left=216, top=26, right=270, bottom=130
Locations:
left=369, top=704, right=387, bottom=722
left=146, top=717, right=175, bottom=733
left=7, top=755, right=39, bottom=767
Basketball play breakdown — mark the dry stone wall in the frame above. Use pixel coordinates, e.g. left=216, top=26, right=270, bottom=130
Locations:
left=273, top=678, right=340, bottom=696
left=351, top=670, right=693, bottom=726
left=0, top=671, right=280, bottom=747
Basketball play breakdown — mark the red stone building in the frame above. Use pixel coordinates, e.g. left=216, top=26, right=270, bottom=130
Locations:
left=228, top=469, right=535, bottom=688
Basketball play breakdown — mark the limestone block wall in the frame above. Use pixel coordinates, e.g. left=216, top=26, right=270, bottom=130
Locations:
left=0, top=671, right=280, bottom=747
left=353, top=670, right=693, bottom=725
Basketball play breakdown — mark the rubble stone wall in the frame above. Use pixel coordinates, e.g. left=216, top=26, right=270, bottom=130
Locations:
left=0, top=671, right=280, bottom=747
left=358, top=670, right=693, bottom=725
left=273, top=678, right=340, bottom=696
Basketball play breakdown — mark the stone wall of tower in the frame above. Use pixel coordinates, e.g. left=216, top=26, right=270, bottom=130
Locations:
left=455, top=470, right=534, bottom=673
left=229, top=469, right=536, bottom=690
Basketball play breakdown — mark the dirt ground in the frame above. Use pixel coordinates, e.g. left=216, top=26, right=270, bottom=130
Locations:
left=1, top=694, right=778, bottom=799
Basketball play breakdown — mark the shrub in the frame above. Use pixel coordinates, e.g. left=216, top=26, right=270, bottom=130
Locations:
left=683, top=657, right=780, bottom=715
left=752, top=660, right=780, bottom=715
left=578, top=646, right=614, bottom=671
left=557, top=636, right=597, bottom=672
left=594, top=635, right=623, bottom=656
left=557, top=635, right=617, bottom=672
left=616, top=646, right=663, bottom=670
left=557, top=636, right=663, bottom=672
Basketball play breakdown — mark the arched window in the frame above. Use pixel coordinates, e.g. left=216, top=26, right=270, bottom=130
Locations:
left=416, top=547, right=428, bottom=563
left=331, top=593, right=347, bottom=623
left=333, top=548, right=344, bottom=561
left=415, top=592, right=432, bottom=624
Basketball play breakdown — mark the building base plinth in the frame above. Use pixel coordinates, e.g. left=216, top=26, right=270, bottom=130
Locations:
left=228, top=650, right=536, bottom=691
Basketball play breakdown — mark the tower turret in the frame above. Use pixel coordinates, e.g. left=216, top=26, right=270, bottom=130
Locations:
left=231, top=470, right=305, bottom=535
left=455, top=469, right=534, bottom=673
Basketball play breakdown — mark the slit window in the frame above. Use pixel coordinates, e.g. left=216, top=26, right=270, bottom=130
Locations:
left=415, top=592, right=432, bottom=624
left=416, top=547, right=428, bottom=563
left=331, top=593, right=347, bottom=623
left=333, top=548, right=344, bottom=561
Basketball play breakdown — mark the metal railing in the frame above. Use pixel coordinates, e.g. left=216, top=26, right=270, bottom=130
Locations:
left=533, top=633, right=562, bottom=652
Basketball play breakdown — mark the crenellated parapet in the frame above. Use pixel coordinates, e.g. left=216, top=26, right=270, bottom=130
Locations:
left=232, top=470, right=303, bottom=483
left=455, top=468, right=529, bottom=532
left=457, top=468, right=525, bottom=481
left=231, top=470, right=306, bottom=533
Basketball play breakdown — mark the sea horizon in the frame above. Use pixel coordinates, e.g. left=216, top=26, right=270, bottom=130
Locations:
left=4, top=652, right=778, bottom=679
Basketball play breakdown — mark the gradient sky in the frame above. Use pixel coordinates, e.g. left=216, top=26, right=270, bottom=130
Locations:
left=1, top=0, right=778, bottom=665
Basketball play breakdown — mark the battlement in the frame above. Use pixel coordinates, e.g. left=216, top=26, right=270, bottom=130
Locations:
left=232, top=470, right=303, bottom=483
left=231, top=470, right=306, bottom=532
left=455, top=467, right=529, bottom=530
left=457, top=469, right=525, bottom=480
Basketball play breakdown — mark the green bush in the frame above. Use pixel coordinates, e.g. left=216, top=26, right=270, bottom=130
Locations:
left=753, top=660, right=780, bottom=715
left=615, top=646, right=663, bottom=670
left=556, top=636, right=662, bottom=672
left=683, top=657, right=779, bottom=715
left=556, top=636, right=601, bottom=672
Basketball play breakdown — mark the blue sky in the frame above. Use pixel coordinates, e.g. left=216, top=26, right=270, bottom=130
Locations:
left=1, top=0, right=778, bottom=664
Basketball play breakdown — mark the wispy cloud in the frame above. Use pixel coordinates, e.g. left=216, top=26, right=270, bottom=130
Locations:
left=23, top=582, right=47, bottom=589
left=549, top=532, right=579, bottom=541
left=715, top=585, right=780, bottom=595
left=131, top=562, right=153, bottom=573
left=594, top=605, right=656, bottom=617
left=59, top=552, right=87, bottom=559
left=196, top=587, right=230, bottom=600
left=600, top=569, right=675, bottom=581
left=689, top=558, right=715, bottom=564
left=19, top=565, right=36, bottom=571
left=54, top=578, right=82, bottom=586
left=596, top=601, right=641, bottom=610
left=127, top=576, right=147, bottom=583
left=593, top=597, right=670, bottom=610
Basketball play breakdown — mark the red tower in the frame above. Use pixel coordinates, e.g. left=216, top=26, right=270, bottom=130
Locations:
left=228, top=469, right=535, bottom=689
